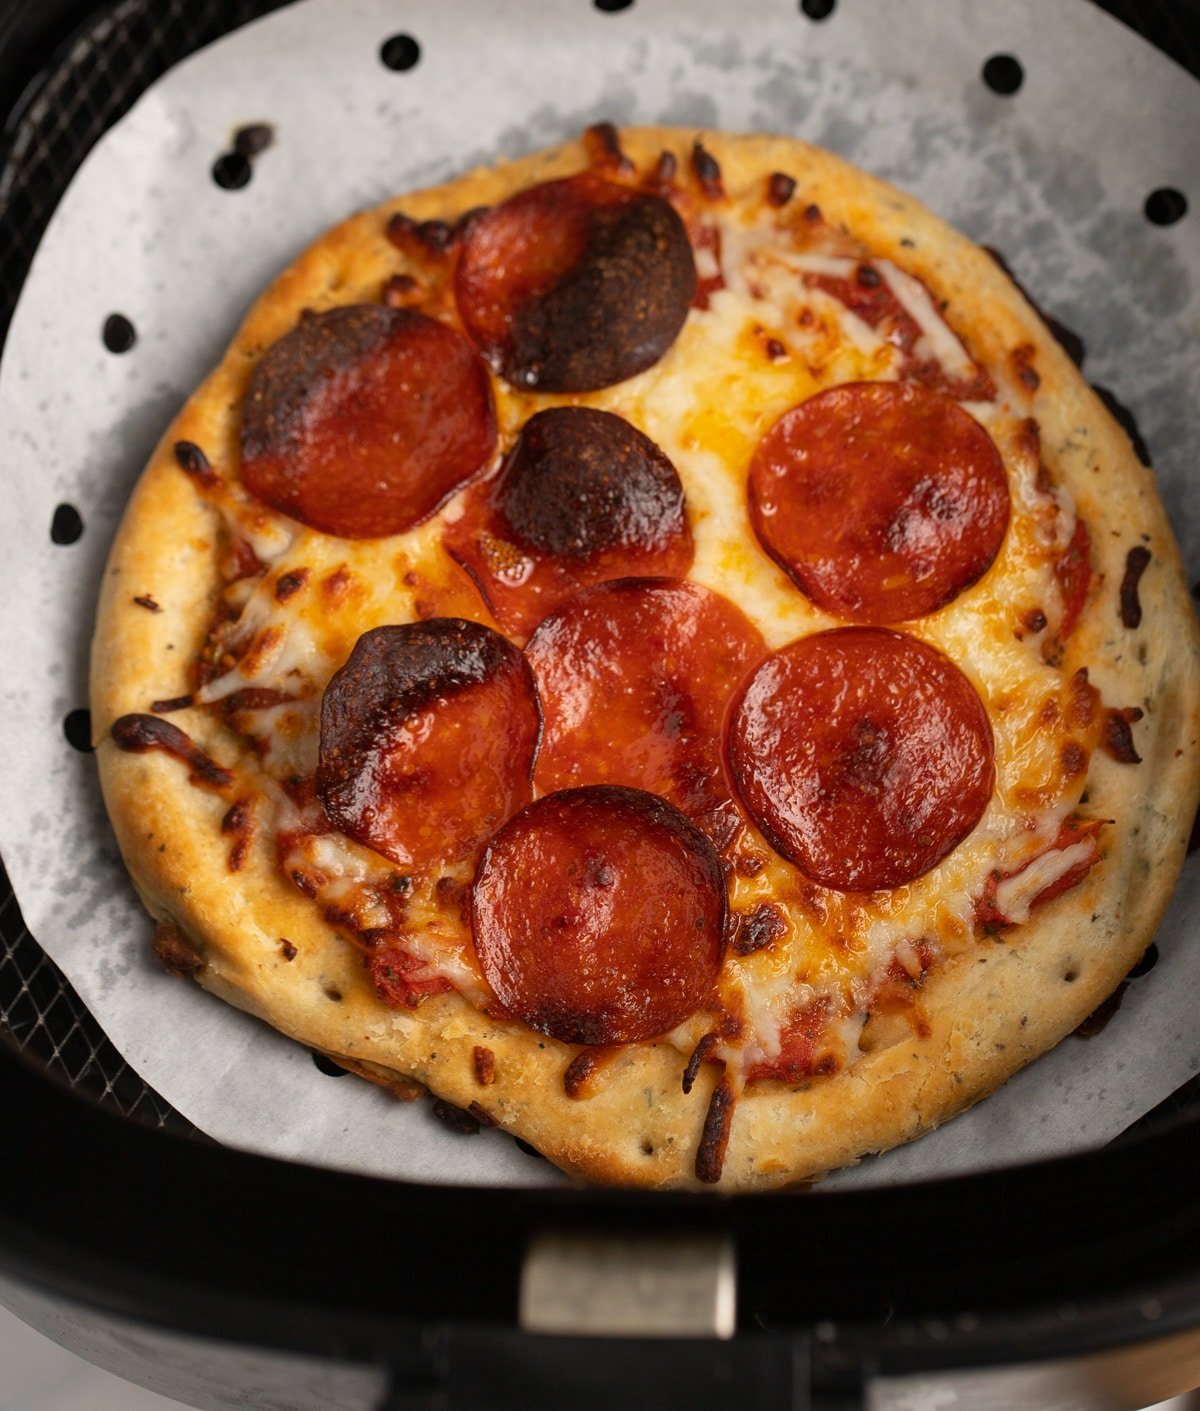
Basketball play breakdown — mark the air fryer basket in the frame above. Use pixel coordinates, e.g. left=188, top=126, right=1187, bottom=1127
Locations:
left=2, top=3, right=1200, bottom=1408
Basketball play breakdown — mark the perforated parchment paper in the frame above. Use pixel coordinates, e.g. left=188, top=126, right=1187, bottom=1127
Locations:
left=0, top=0, right=1197, bottom=1190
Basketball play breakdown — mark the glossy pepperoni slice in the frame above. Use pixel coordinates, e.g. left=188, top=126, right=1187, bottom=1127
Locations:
left=748, top=382, right=1009, bottom=623
left=471, top=786, right=727, bottom=1045
left=316, top=620, right=540, bottom=869
left=455, top=173, right=696, bottom=391
left=526, top=579, right=766, bottom=829
left=241, top=305, right=496, bottom=539
left=444, top=406, right=693, bottom=637
left=727, top=627, right=994, bottom=891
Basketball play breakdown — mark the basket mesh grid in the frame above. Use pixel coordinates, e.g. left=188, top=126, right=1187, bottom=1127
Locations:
left=0, top=0, right=1196, bottom=1138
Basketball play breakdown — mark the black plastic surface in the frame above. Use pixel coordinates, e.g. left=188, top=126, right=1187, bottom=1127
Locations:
left=3, top=1037, right=1200, bottom=1390
left=0, top=4, right=1199, bottom=1396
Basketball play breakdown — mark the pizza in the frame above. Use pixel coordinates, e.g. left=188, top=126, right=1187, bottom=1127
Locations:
left=90, top=123, right=1200, bottom=1191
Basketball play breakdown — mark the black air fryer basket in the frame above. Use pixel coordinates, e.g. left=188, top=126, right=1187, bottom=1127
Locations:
left=2, top=3, right=1200, bottom=1408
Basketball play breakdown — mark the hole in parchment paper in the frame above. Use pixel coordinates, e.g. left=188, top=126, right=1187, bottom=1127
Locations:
left=380, top=33, right=421, bottom=69
left=1144, top=187, right=1188, bottom=226
left=312, top=1051, right=351, bottom=1077
left=982, top=54, right=1024, bottom=95
left=63, top=709, right=93, bottom=752
left=50, top=503, right=83, bottom=544
left=102, top=313, right=136, bottom=353
left=800, top=0, right=836, bottom=19
left=212, top=152, right=252, bottom=190
left=593, top=0, right=634, bottom=12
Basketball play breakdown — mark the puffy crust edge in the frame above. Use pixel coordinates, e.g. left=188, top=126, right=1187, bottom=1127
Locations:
left=91, top=126, right=1200, bottom=1192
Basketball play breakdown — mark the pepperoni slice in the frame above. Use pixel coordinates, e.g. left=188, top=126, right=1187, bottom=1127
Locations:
left=748, top=382, right=1009, bottom=623
left=241, top=306, right=496, bottom=539
left=727, top=628, right=994, bottom=891
left=455, top=173, right=696, bottom=391
left=471, top=786, right=727, bottom=1045
left=525, top=579, right=766, bottom=828
left=444, top=407, right=693, bottom=637
left=316, top=620, right=540, bottom=869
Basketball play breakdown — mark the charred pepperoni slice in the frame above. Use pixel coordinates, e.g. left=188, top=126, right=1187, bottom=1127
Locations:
left=444, top=407, right=693, bottom=637
left=748, top=382, right=1009, bottom=624
left=455, top=173, right=696, bottom=391
left=728, top=628, right=994, bottom=891
left=471, top=786, right=727, bottom=1045
left=316, top=620, right=540, bottom=869
left=526, top=579, right=766, bottom=828
left=241, top=305, right=496, bottom=539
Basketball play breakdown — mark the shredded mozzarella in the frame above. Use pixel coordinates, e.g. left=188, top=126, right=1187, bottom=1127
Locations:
left=876, top=258, right=976, bottom=381
left=992, top=841, right=1097, bottom=926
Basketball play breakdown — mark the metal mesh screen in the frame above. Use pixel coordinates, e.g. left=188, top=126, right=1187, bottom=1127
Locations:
left=0, top=0, right=1196, bottom=1138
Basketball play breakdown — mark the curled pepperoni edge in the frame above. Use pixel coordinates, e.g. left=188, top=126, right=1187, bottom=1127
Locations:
left=240, top=305, right=498, bottom=540
left=726, top=627, right=995, bottom=892
left=747, top=381, right=1011, bottom=625
left=455, top=172, right=697, bottom=393
left=316, top=618, right=542, bottom=871
left=470, top=784, right=728, bottom=1047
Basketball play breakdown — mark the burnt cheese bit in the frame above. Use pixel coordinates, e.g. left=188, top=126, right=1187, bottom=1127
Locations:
left=467, top=1101, right=498, bottom=1128
left=584, top=120, right=633, bottom=174
left=649, top=150, right=678, bottom=192
left=473, top=1045, right=495, bottom=1085
left=691, top=141, right=720, bottom=200
left=382, top=272, right=420, bottom=307
left=111, top=714, right=232, bottom=789
left=495, top=406, right=687, bottom=559
left=563, top=1048, right=610, bottom=1098
left=1011, top=343, right=1040, bottom=391
left=695, top=1071, right=736, bottom=1184
left=690, top=141, right=724, bottom=199
left=1120, top=545, right=1153, bottom=628
left=152, top=922, right=205, bottom=978
left=174, top=440, right=218, bottom=486
left=221, top=798, right=255, bottom=873
left=430, top=1098, right=481, bottom=1135
left=274, top=567, right=309, bottom=602
left=1102, top=707, right=1144, bottom=764
left=385, top=211, right=455, bottom=256
left=731, top=901, right=788, bottom=956
left=766, top=172, right=796, bottom=207
left=682, top=1031, right=721, bottom=1094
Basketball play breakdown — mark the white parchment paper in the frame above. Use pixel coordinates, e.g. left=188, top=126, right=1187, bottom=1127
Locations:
left=1, top=0, right=1197, bottom=1190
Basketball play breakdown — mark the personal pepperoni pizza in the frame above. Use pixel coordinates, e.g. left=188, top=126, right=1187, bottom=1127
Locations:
left=91, top=125, right=1200, bottom=1190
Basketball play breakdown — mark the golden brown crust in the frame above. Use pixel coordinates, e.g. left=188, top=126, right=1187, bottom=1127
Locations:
left=92, top=126, right=1200, bottom=1191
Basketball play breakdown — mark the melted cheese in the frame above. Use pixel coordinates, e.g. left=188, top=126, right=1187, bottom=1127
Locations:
left=188, top=184, right=1096, bottom=1069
